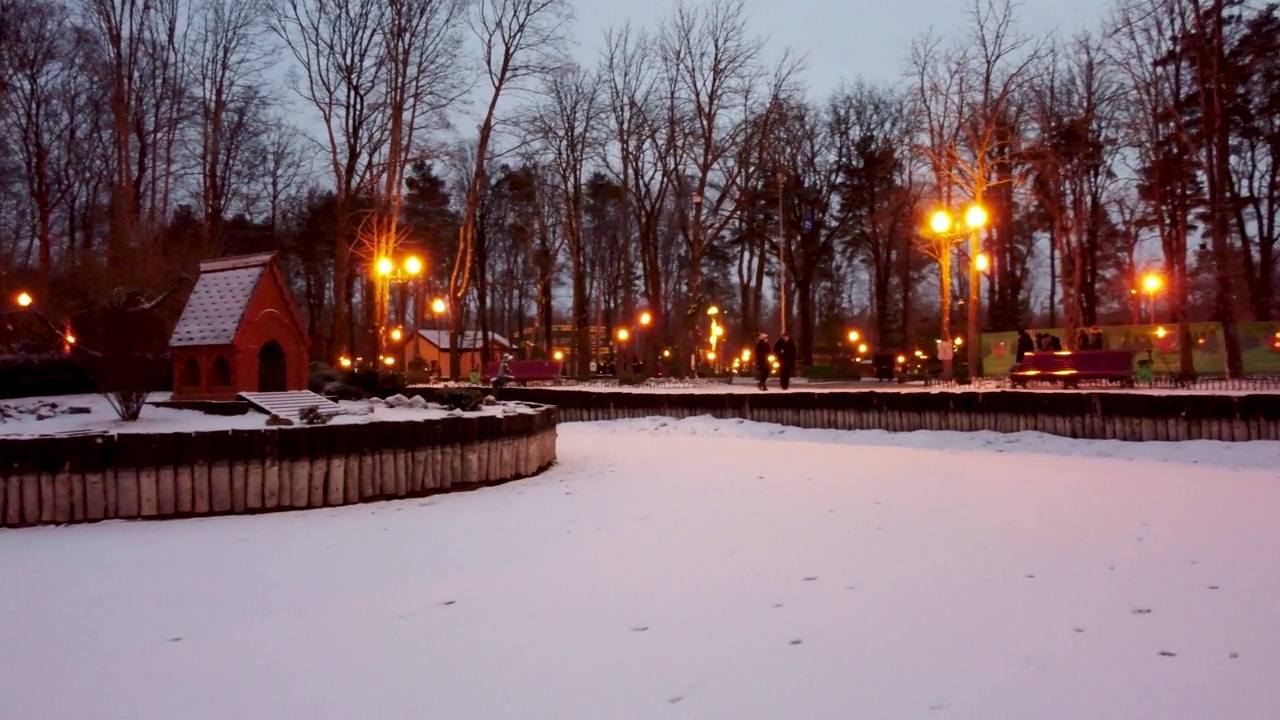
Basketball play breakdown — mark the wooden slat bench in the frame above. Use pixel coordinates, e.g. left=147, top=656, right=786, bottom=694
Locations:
left=239, top=391, right=345, bottom=418
left=1010, top=350, right=1135, bottom=388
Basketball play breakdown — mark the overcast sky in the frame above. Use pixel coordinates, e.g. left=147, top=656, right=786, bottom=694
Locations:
left=567, top=0, right=1118, bottom=93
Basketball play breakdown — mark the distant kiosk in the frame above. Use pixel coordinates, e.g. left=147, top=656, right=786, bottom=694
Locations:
left=168, top=252, right=309, bottom=401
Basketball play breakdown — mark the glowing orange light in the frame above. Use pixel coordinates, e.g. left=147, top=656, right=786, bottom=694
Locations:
left=404, top=256, right=422, bottom=275
left=16, top=292, right=32, bottom=307
left=1143, top=274, right=1162, bottom=293
left=857, top=343, right=868, bottom=354
left=1156, top=326, right=1168, bottom=339
left=896, top=355, right=906, bottom=364
left=929, top=211, right=952, bottom=234
left=376, top=257, right=393, bottom=276
left=382, top=356, right=395, bottom=366
left=339, top=356, right=353, bottom=368
left=553, top=350, right=564, bottom=361
left=431, top=298, right=447, bottom=314
left=639, top=312, right=652, bottom=326
left=617, top=328, right=630, bottom=342
left=847, top=330, right=860, bottom=343
left=390, top=327, right=404, bottom=342
left=964, top=204, right=988, bottom=228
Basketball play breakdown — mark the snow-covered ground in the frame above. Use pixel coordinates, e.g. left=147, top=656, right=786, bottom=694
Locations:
left=2, top=418, right=1278, bottom=720
left=0, top=393, right=535, bottom=437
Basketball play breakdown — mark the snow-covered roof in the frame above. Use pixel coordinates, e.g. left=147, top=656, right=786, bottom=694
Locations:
left=416, top=329, right=511, bottom=351
left=169, top=255, right=272, bottom=347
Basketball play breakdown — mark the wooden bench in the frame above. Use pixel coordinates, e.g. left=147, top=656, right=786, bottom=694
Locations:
left=1010, top=350, right=1135, bottom=388
left=482, top=359, right=562, bottom=385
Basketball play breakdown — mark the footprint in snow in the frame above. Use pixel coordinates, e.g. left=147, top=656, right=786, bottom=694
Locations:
left=789, top=639, right=803, bottom=645
left=1132, top=607, right=1153, bottom=615
left=803, top=576, right=818, bottom=582
left=168, top=637, right=183, bottom=642
left=1229, top=652, right=1240, bottom=659
left=668, top=696, right=684, bottom=704
left=630, top=626, right=649, bottom=632
left=1159, top=650, right=1177, bottom=657
left=1207, top=585, right=1220, bottom=590
left=1025, top=574, right=1036, bottom=579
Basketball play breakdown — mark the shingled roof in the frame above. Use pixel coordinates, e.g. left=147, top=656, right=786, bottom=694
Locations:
left=416, top=329, right=511, bottom=351
left=169, top=253, right=275, bottom=347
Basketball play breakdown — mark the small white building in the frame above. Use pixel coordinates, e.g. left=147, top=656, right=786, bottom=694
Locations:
left=404, top=329, right=511, bottom=378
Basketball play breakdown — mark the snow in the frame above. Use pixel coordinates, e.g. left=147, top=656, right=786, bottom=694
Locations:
left=169, top=264, right=266, bottom=346
left=0, top=393, right=535, bottom=437
left=2, top=417, right=1278, bottom=719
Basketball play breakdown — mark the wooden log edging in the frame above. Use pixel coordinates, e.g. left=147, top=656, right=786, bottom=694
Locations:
left=407, top=388, right=1280, bottom=444
left=0, top=406, right=558, bottom=529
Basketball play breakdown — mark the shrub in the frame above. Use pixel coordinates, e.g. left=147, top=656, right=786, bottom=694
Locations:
left=342, top=369, right=407, bottom=398
left=618, top=373, right=648, bottom=386
left=327, top=383, right=368, bottom=401
left=436, top=387, right=485, bottom=411
left=299, top=406, right=332, bottom=425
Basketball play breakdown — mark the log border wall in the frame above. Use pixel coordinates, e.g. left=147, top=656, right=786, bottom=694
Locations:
left=0, top=406, right=558, bottom=529
left=409, top=388, right=1280, bottom=443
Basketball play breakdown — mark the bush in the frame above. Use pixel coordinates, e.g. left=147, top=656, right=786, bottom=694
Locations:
left=309, top=362, right=342, bottom=393
left=436, top=387, right=485, bottom=411
left=299, top=405, right=332, bottom=425
left=0, top=355, right=98, bottom=399
left=326, top=383, right=369, bottom=401
left=342, top=369, right=407, bottom=398
left=618, top=373, right=648, bottom=386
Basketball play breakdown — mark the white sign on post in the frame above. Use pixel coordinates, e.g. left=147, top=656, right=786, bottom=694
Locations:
left=937, top=341, right=954, bottom=361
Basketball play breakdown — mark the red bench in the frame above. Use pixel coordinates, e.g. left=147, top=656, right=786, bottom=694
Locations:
left=1010, top=350, right=1135, bottom=388
left=482, top=359, right=562, bottom=385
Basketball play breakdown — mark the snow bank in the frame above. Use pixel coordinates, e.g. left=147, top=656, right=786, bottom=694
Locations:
left=1, top=419, right=1276, bottom=719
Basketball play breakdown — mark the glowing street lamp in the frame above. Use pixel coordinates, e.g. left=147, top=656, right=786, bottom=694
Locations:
left=929, top=211, right=952, bottom=234
left=403, top=256, right=423, bottom=275
left=339, top=356, right=353, bottom=369
left=964, top=204, right=989, bottom=230
left=431, top=298, right=447, bottom=315
left=390, top=327, right=404, bottom=342
left=857, top=343, right=868, bottom=354
left=975, top=253, right=990, bottom=272
left=639, top=311, right=652, bottom=326
left=382, top=356, right=395, bottom=367
left=16, top=292, right=32, bottom=308
left=616, top=328, right=630, bottom=342
left=847, top=330, right=860, bottom=343
left=1142, top=273, right=1163, bottom=325
left=706, top=305, right=719, bottom=316
left=376, top=257, right=394, bottom=276
left=553, top=350, right=565, bottom=361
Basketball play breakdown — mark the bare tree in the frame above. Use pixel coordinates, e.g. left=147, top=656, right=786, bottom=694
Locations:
left=0, top=0, right=73, bottom=286
left=273, top=0, right=389, bottom=359
left=910, top=0, right=1041, bottom=377
left=188, top=0, right=274, bottom=250
left=525, top=63, right=602, bottom=374
left=446, top=0, right=570, bottom=377
left=659, top=0, right=797, bottom=374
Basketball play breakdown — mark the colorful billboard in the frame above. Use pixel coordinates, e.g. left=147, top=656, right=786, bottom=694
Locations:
left=980, top=322, right=1280, bottom=375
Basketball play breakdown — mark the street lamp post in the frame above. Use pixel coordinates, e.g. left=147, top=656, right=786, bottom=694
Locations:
left=927, top=204, right=988, bottom=379
left=1142, top=273, right=1162, bottom=326
left=776, top=172, right=787, bottom=336
left=374, top=255, right=423, bottom=366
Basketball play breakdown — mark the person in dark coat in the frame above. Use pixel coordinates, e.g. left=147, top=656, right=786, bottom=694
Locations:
left=754, top=333, right=771, bottom=391
left=773, top=332, right=797, bottom=390
left=1050, top=335, right=1063, bottom=351
left=1076, top=329, right=1090, bottom=350
left=1089, top=325, right=1104, bottom=350
left=1016, top=329, right=1035, bottom=362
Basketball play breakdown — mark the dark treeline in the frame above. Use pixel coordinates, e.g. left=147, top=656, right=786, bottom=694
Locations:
left=1, top=0, right=1277, bottom=377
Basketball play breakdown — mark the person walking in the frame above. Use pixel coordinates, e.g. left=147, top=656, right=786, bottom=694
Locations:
left=773, top=331, right=797, bottom=390
left=754, top=333, right=771, bottom=391
left=1016, top=329, right=1035, bottom=363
